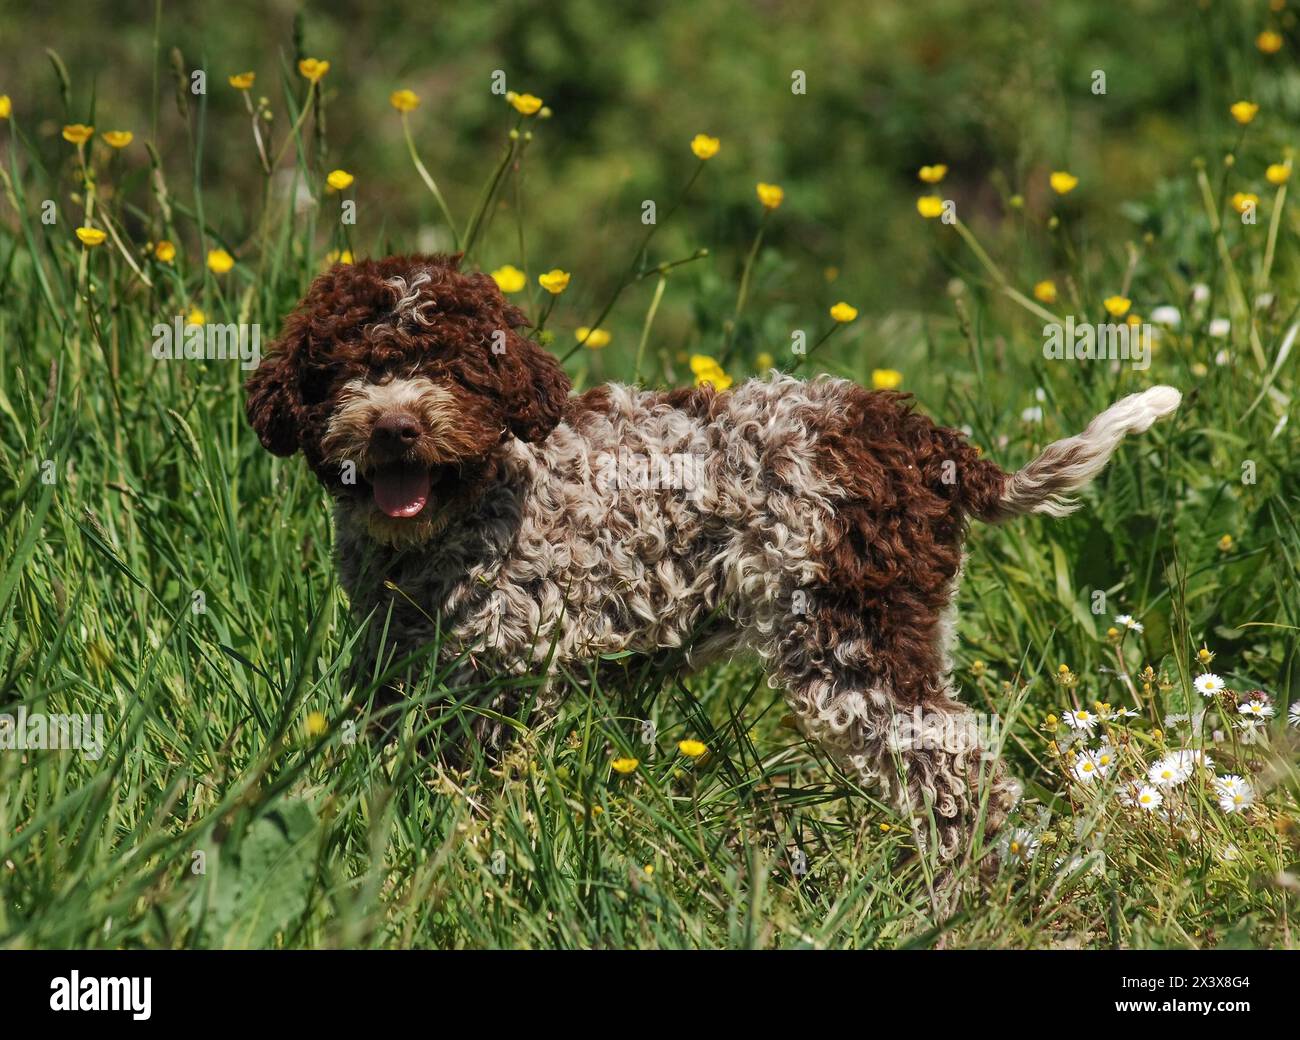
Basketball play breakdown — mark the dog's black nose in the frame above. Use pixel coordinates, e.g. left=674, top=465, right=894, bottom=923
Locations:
left=372, top=413, right=422, bottom=449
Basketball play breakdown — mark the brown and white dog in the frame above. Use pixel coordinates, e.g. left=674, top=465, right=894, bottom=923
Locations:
left=246, top=253, right=1180, bottom=868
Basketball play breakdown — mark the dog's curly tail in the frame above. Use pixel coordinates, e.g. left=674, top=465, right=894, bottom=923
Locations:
left=965, top=386, right=1182, bottom=523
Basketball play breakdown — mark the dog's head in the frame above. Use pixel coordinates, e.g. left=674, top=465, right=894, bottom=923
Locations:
left=246, top=254, right=570, bottom=546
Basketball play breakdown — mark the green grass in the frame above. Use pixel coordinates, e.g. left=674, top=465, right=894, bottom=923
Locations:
left=2, top=3, right=1300, bottom=949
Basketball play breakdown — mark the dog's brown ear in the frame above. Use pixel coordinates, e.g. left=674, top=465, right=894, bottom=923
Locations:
left=499, top=329, right=571, bottom=443
left=245, top=317, right=305, bottom=456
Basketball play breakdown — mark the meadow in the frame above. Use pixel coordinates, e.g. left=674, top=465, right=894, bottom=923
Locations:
left=1, top=0, right=1299, bottom=949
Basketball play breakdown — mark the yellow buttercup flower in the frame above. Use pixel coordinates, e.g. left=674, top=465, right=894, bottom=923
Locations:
left=154, top=240, right=176, bottom=263
left=1103, top=295, right=1131, bottom=317
left=538, top=268, right=570, bottom=294
left=756, top=352, right=775, bottom=370
left=1049, top=170, right=1079, bottom=195
left=1257, top=30, right=1283, bottom=54
left=678, top=739, right=707, bottom=758
left=690, top=354, right=733, bottom=391
left=326, top=248, right=354, bottom=265
left=0, top=95, right=11, bottom=120
left=916, top=195, right=944, bottom=218
left=1230, top=100, right=1259, bottom=125
left=298, top=58, right=330, bottom=83
left=508, top=91, right=544, bottom=115
left=186, top=307, right=206, bottom=327
left=829, top=301, right=858, bottom=323
left=611, top=757, right=639, bottom=775
left=690, top=134, right=720, bottom=160
left=1231, top=191, right=1259, bottom=214
left=1266, top=162, right=1291, bottom=185
left=918, top=164, right=947, bottom=184
left=1218, top=533, right=1234, bottom=552
left=389, top=89, right=420, bottom=113
left=756, top=182, right=784, bottom=210
left=305, top=711, right=327, bottom=738
left=229, top=72, right=255, bottom=90
left=491, top=264, right=527, bottom=293
left=75, top=227, right=106, bottom=247
left=871, top=368, right=903, bottom=390
left=62, top=123, right=94, bottom=145
left=207, top=248, right=234, bottom=274
left=102, top=130, right=133, bottom=149
left=576, top=327, right=611, bottom=349
left=326, top=169, right=354, bottom=191
left=1033, top=280, right=1058, bottom=304
left=1126, top=313, right=1143, bottom=327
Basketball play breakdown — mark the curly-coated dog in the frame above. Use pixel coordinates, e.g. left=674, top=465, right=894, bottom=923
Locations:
left=246, top=253, right=1180, bottom=869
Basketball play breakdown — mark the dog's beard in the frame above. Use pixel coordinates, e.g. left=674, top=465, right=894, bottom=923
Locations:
left=364, top=501, right=453, bottom=547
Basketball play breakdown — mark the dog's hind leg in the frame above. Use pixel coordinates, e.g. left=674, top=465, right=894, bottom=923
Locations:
left=765, top=604, right=1019, bottom=902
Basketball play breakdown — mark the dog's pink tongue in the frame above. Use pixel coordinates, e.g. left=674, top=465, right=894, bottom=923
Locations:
left=372, top=466, right=430, bottom=518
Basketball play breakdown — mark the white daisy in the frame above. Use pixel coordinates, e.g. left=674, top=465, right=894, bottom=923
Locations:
left=1239, top=699, right=1274, bottom=719
left=1214, top=775, right=1255, bottom=814
left=1191, top=283, right=1211, bottom=304
left=1193, top=673, right=1226, bottom=697
left=1218, top=843, right=1241, bottom=863
left=1236, top=719, right=1267, bottom=745
left=1208, top=317, right=1231, bottom=338
left=1215, top=774, right=1247, bottom=795
left=1290, top=702, right=1300, bottom=729
left=1063, top=709, right=1098, bottom=734
left=1072, top=752, right=1103, bottom=784
left=1151, top=305, right=1181, bottom=327
left=1135, top=785, right=1164, bottom=812
left=1092, top=743, right=1116, bottom=774
left=1148, top=753, right=1193, bottom=787
left=1021, top=406, right=1043, bottom=423
left=1113, top=614, right=1144, bottom=633
left=1001, top=828, right=1040, bottom=862
left=1099, top=704, right=1139, bottom=720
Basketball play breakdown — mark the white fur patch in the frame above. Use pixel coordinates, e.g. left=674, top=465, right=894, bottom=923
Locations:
left=999, top=385, right=1181, bottom=517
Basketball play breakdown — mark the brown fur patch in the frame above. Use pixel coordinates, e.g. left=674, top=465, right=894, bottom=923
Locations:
left=807, top=388, right=1007, bottom=704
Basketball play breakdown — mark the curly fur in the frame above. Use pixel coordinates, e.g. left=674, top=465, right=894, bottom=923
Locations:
left=247, top=253, right=1181, bottom=874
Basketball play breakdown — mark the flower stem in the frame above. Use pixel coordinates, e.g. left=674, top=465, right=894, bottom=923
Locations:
left=560, top=160, right=706, bottom=364
left=721, top=211, right=768, bottom=365
left=634, top=273, right=668, bottom=382
left=402, top=112, right=459, bottom=251
left=462, top=127, right=522, bottom=259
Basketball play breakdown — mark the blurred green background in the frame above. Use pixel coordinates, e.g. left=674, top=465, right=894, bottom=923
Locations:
left=6, top=0, right=1300, bottom=379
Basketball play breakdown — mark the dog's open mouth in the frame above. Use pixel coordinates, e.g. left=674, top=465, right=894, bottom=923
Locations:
left=371, top=462, right=431, bottom=518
